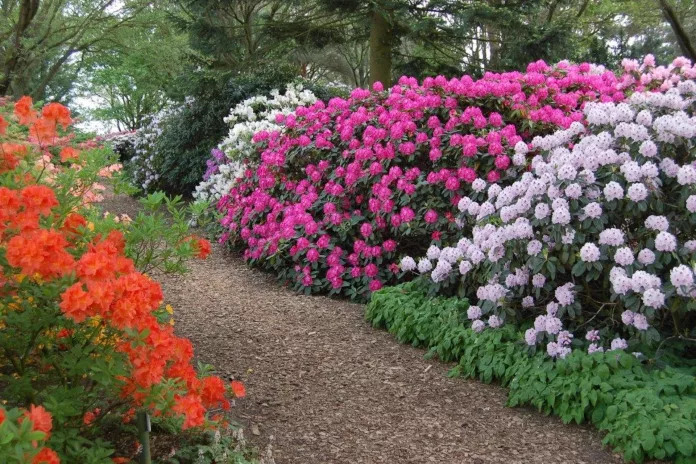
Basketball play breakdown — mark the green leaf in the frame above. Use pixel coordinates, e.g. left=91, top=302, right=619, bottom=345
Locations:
left=591, top=407, right=604, bottom=423
left=0, top=432, right=14, bottom=445
left=597, top=363, right=610, bottom=380
left=677, top=439, right=694, bottom=457
left=641, top=431, right=656, bottom=452
left=571, top=261, right=585, bottom=276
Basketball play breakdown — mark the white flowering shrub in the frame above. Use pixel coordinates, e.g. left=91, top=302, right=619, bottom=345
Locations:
left=125, top=101, right=190, bottom=192
left=192, top=84, right=318, bottom=203
left=401, top=81, right=696, bottom=359
left=101, top=130, right=137, bottom=162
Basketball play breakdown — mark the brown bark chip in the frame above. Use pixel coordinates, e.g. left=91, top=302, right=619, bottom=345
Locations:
left=103, top=190, right=621, bottom=464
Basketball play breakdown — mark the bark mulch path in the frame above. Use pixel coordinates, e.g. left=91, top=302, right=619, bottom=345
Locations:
left=102, top=191, right=621, bottom=464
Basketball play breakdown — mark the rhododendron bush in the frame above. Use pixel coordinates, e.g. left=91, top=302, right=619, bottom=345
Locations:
left=401, top=58, right=696, bottom=359
left=0, top=98, right=243, bottom=463
left=125, top=103, right=188, bottom=192
left=217, top=57, right=687, bottom=300
left=194, top=84, right=319, bottom=204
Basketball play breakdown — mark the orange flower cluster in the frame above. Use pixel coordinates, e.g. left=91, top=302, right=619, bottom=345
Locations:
left=0, top=405, right=60, bottom=463
left=59, top=147, right=79, bottom=162
left=14, top=96, right=38, bottom=125
left=32, top=448, right=60, bottom=464
left=116, top=315, right=244, bottom=429
left=42, top=103, right=72, bottom=130
left=1, top=143, right=28, bottom=174
left=195, top=237, right=212, bottom=259
left=1, top=184, right=75, bottom=279
left=21, top=405, right=53, bottom=440
left=82, top=408, right=101, bottom=426
left=1, top=97, right=245, bottom=450
left=14, top=98, right=72, bottom=146
left=184, top=235, right=212, bottom=259
left=6, top=229, right=74, bottom=279
left=2, top=191, right=234, bottom=433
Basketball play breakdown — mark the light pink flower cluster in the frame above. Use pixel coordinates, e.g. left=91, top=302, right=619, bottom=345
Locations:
left=402, top=56, right=696, bottom=356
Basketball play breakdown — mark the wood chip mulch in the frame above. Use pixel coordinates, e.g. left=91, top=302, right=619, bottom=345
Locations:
left=102, top=191, right=622, bottom=464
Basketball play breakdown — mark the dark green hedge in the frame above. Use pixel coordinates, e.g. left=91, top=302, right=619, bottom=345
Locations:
left=366, top=282, right=696, bottom=463
left=154, top=68, right=291, bottom=195
left=155, top=67, right=348, bottom=196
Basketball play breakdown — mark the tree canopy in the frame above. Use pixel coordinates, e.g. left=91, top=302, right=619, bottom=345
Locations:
left=8, top=0, right=691, bottom=129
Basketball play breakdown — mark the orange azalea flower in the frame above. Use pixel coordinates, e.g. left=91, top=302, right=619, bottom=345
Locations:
left=109, top=273, right=162, bottom=330
left=32, top=447, right=60, bottom=464
left=86, top=281, right=115, bottom=314
left=29, top=117, right=58, bottom=144
left=83, top=408, right=101, bottom=425
left=0, top=186, right=20, bottom=224
left=201, top=376, right=230, bottom=410
left=122, top=408, right=135, bottom=424
left=119, top=341, right=167, bottom=388
left=6, top=229, right=75, bottom=279
left=76, top=250, right=118, bottom=283
left=0, top=143, right=28, bottom=174
left=20, top=185, right=59, bottom=216
left=59, top=147, right=79, bottom=162
left=173, top=394, right=205, bottom=430
left=2, top=142, right=28, bottom=156
left=183, top=235, right=211, bottom=259
left=10, top=210, right=41, bottom=233
left=22, top=405, right=53, bottom=439
left=42, top=102, right=72, bottom=129
left=166, top=362, right=201, bottom=391
left=231, top=380, right=246, bottom=398
left=61, top=212, right=88, bottom=236
left=14, top=96, right=38, bottom=125
left=114, top=256, right=135, bottom=275
left=170, top=336, right=194, bottom=365
left=0, top=151, right=19, bottom=173
left=96, top=230, right=126, bottom=255
left=59, top=283, right=96, bottom=323
left=0, top=407, right=5, bottom=425
left=112, top=458, right=130, bottom=464
left=195, top=238, right=211, bottom=259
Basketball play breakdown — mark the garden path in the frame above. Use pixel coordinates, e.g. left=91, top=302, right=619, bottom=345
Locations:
left=103, top=191, right=621, bottom=464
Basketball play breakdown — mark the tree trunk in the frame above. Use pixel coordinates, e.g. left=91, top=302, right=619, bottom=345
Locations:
left=31, top=49, right=75, bottom=100
left=657, top=0, right=696, bottom=62
left=369, top=4, right=393, bottom=87
left=1, top=0, right=41, bottom=95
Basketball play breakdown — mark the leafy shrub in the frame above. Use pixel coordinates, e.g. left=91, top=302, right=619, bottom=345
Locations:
left=401, top=56, right=696, bottom=359
left=367, top=282, right=696, bottom=463
left=102, top=130, right=137, bottom=162
left=193, top=83, right=320, bottom=205
left=216, top=58, right=675, bottom=301
left=130, top=67, right=344, bottom=196
left=0, top=98, right=244, bottom=462
left=126, top=103, right=186, bottom=192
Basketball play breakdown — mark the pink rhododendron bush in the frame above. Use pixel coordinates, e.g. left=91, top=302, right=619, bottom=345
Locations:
left=217, top=59, right=685, bottom=300
left=401, top=63, right=696, bottom=358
